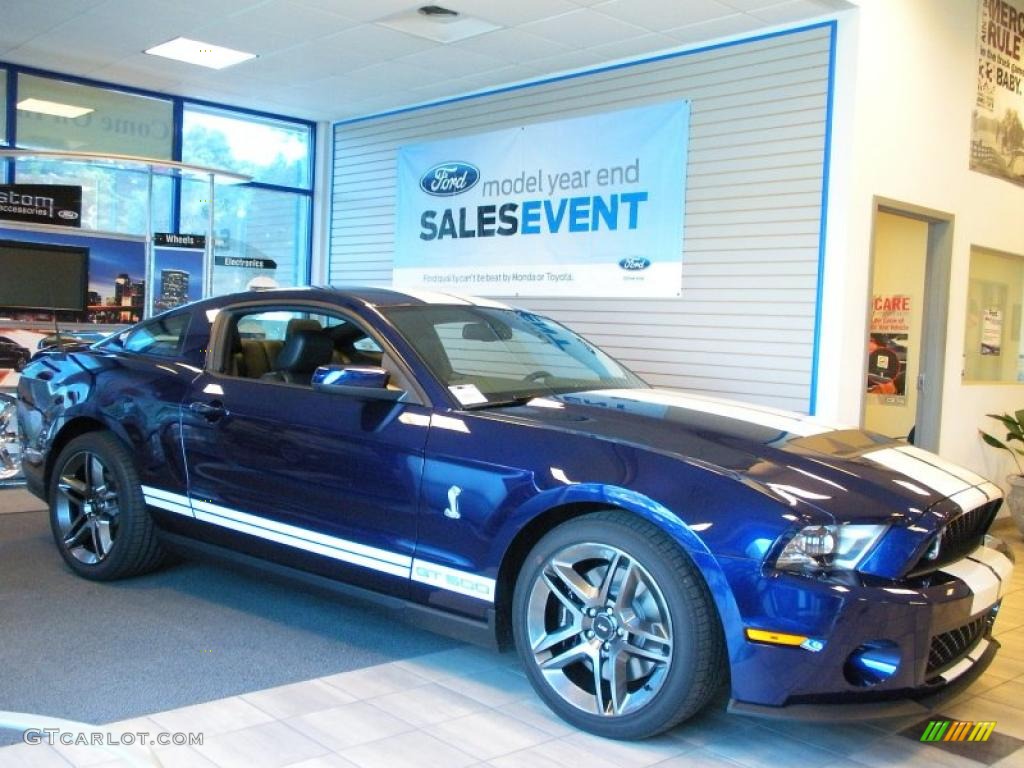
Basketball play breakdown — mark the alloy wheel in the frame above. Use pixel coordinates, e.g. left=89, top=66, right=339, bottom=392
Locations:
left=54, top=451, right=121, bottom=564
left=0, top=396, right=20, bottom=482
left=525, top=542, right=674, bottom=717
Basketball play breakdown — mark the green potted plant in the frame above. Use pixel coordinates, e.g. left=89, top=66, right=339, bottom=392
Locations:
left=980, top=410, right=1024, bottom=531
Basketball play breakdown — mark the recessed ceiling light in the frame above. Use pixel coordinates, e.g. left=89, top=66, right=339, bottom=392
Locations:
left=378, top=6, right=500, bottom=43
left=16, top=98, right=94, bottom=118
left=144, top=37, right=256, bottom=70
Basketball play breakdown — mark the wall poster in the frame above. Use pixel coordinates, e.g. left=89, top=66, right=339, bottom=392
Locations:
left=972, top=0, right=1024, bottom=185
left=982, top=307, right=1004, bottom=354
left=867, top=293, right=911, bottom=405
left=394, top=100, right=690, bottom=297
left=152, top=234, right=205, bottom=313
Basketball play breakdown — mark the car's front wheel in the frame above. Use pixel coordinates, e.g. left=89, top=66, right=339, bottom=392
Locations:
left=513, top=511, right=725, bottom=739
left=49, top=432, right=165, bottom=580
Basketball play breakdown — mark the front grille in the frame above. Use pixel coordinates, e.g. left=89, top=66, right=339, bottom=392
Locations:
left=927, top=615, right=991, bottom=675
left=942, top=500, right=1000, bottom=559
left=911, top=499, right=1000, bottom=574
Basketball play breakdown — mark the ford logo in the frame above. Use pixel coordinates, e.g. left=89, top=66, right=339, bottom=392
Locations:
left=57, top=210, right=79, bottom=220
left=618, top=257, right=651, bottom=271
left=420, top=161, right=480, bottom=196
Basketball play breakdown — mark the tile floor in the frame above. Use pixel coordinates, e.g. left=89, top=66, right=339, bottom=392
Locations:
left=3, top=523, right=1024, bottom=768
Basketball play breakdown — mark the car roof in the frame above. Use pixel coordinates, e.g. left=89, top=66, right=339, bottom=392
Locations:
left=190, top=286, right=511, bottom=313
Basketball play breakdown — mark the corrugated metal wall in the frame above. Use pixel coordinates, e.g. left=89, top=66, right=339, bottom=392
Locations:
left=330, top=25, right=833, bottom=412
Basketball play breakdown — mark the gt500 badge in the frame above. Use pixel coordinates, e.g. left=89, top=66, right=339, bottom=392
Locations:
left=411, top=560, right=495, bottom=601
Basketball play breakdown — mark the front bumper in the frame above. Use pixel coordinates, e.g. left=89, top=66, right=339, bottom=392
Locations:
left=721, top=536, right=1014, bottom=718
left=729, top=637, right=998, bottom=720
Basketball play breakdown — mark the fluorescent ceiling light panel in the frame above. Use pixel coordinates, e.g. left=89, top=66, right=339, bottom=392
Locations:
left=145, top=37, right=256, bottom=70
left=17, top=98, right=94, bottom=118
left=377, top=8, right=500, bottom=43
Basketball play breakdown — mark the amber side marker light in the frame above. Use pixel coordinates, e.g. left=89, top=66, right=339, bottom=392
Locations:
left=745, top=628, right=809, bottom=646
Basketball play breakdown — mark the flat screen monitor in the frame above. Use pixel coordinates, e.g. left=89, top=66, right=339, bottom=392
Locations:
left=0, top=239, right=88, bottom=311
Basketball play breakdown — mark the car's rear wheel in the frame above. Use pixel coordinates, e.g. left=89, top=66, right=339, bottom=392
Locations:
left=49, top=432, right=165, bottom=580
left=513, top=511, right=725, bottom=739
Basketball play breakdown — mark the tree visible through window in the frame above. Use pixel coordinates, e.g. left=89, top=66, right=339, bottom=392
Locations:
left=182, top=106, right=310, bottom=189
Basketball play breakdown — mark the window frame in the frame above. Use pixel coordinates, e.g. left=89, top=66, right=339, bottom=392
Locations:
left=0, top=62, right=316, bottom=283
left=181, top=102, right=313, bottom=191
left=963, top=245, right=1024, bottom=385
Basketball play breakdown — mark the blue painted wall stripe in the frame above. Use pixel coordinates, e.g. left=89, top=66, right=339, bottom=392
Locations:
left=809, top=20, right=839, bottom=416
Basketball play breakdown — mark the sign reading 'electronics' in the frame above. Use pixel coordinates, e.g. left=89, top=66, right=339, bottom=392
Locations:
left=0, top=185, right=82, bottom=228
left=394, top=101, right=689, bottom=298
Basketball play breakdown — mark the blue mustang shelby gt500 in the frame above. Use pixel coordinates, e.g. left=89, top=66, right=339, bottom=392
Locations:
left=16, top=287, right=1013, bottom=739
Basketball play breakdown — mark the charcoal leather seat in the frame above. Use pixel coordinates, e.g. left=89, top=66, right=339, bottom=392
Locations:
left=260, top=330, right=334, bottom=386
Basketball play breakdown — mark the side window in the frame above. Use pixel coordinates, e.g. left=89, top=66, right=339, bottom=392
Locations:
left=122, top=313, right=191, bottom=358
left=224, top=307, right=384, bottom=382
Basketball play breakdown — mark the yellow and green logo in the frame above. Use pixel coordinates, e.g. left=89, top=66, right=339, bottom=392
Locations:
left=920, top=720, right=996, bottom=742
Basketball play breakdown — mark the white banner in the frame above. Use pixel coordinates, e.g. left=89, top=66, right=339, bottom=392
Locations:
left=394, top=101, right=689, bottom=297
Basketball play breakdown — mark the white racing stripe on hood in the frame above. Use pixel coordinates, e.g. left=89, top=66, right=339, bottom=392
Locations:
left=949, top=486, right=993, bottom=512
left=897, top=445, right=990, bottom=488
left=864, top=447, right=973, bottom=499
left=597, top=389, right=835, bottom=438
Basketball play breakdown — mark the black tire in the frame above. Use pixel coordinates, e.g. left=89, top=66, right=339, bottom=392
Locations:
left=512, top=511, right=725, bottom=739
left=14, top=355, right=28, bottom=372
left=48, top=432, right=165, bottom=581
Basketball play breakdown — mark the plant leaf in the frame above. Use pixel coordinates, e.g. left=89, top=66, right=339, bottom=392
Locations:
left=1015, top=409, right=1024, bottom=428
left=981, top=431, right=1010, bottom=451
left=989, top=414, right=1020, bottom=432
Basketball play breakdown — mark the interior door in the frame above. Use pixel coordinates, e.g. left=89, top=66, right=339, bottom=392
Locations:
left=180, top=306, right=431, bottom=595
left=864, top=211, right=928, bottom=440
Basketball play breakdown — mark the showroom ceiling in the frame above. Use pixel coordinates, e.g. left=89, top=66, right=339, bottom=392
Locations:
left=1, top=0, right=851, bottom=122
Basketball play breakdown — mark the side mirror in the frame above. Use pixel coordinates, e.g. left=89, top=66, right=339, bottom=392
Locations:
left=312, top=365, right=405, bottom=401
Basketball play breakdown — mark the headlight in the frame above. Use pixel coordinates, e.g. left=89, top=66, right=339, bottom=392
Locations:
left=775, top=524, right=888, bottom=572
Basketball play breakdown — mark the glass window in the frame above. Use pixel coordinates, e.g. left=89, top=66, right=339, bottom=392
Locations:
left=119, top=312, right=191, bottom=358
left=180, top=180, right=309, bottom=290
left=384, top=306, right=644, bottom=404
left=182, top=105, right=311, bottom=189
left=0, top=68, right=7, bottom=145
left=15, top=74, right=173, bottom=159
left=225, top=308, right=380, bottom=381
left=964, top=247, right=1024, bottom=383
left=14, top=157, right=173, bottom=236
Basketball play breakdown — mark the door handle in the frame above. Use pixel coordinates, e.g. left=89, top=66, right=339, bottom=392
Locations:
left=189, top=400, right=226, bottom=421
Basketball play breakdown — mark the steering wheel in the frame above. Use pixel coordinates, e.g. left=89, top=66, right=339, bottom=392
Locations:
left=523, top=370, right=553, bottom=383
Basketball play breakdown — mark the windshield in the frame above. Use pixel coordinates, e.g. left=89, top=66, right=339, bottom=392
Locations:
left=383, top=305, right=646, bottom=406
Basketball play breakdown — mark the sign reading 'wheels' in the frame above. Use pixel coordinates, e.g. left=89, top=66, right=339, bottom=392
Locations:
left=394, top=101, right=690, bottom=298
